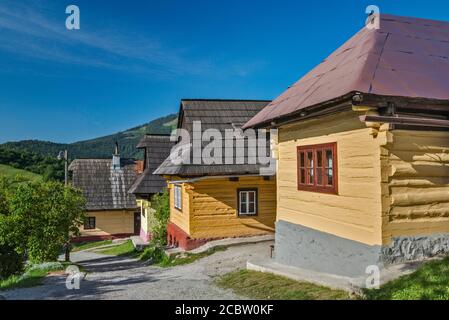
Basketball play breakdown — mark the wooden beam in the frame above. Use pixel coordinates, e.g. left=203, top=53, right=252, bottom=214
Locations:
left=359, top=115, right=449, bottom=128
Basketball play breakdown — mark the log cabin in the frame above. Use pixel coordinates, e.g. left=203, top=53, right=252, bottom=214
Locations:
left=154, top=99, right=277, bottom=250
left=243, top=14, right=449, bottom=277
left=69, top=144, right=141, bottom=242
left=129, top=134, right=174, bottom=242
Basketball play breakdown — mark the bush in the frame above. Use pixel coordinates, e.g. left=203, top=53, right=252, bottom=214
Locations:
left=148, top=191, right=170, bottom=246
left=0, top=245, right=24, bottom=280
left=139, top=244, right=168, bottom=264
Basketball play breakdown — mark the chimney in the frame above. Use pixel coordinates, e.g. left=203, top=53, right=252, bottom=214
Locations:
left=112, top=141, right=121, bottom=170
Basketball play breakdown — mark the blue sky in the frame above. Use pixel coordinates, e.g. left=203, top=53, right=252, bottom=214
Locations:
left=1, top=0, right=448, bottom=143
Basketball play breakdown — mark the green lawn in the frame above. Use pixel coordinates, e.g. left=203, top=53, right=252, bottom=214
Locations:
left=0, top=262, right=68, bottom=291
left=95, top=240, right=138, bottom=257
left=216, top=270, right=350, bottom=300
left=0, top=164, right=41, bottom=182
left=71, top=240, right=113, bottom=252
left=364, top=256, right=449, bottom=300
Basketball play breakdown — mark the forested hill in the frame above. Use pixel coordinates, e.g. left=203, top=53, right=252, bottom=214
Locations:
left=1, top=114, right=178, bottom=160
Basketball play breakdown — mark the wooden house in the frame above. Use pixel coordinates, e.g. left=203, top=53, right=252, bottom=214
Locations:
left=154, top=99, right=276, bottom=250
left=69, top=145, right=141, bottom=241
left=129, top=134, right=174, bottom=242
left=244, top=14, right=449, bottom=277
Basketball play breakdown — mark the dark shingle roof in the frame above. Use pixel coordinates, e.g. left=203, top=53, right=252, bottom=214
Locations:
left=244, top=14, right=449, bottom=128
left=154, top=99, right=272, bottom=177
left=129, top=135, right=174, bottom=195
left=69, top=158, right=138, bottom=211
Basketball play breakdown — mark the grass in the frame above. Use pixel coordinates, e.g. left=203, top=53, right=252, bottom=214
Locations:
left=71, top=240, right=113, bottom=252
left=158, top=245, right=228, bottom=267
left=364, top=256, right=449, bottom=300
left=0, top=164, right=41, bottom=182
left=215, top=270, right=350, bottom=300
left=0, top=262, right=70, bottom=291
left=95, top=240, right=138, bottom=257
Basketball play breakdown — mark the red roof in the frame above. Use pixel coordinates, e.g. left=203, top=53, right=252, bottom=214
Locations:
left=244, top=14, right=449, bottom=128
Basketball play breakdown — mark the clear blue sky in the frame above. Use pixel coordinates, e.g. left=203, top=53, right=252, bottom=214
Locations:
left=1, top=0, right=448, bottom=143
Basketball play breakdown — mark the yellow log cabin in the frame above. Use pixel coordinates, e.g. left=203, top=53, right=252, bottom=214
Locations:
left=154, top=99, right=277, bottom=250
left=243, top=14, right=449, bottom=277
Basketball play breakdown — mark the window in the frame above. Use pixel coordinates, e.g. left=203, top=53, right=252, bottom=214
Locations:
left=297, top=142, right=338, bottom=194
left=174, top=185, right=182, bottom=211
left=84, top=217, right=96, bottom=230
left=238, top=189, right=258, bottom=216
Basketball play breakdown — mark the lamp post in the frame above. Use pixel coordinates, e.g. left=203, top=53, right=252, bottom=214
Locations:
left=58, top=150, right=70, bottom=262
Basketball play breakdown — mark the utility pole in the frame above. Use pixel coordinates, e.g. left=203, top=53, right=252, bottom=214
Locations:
left=58, top=150, right=70, bottom=262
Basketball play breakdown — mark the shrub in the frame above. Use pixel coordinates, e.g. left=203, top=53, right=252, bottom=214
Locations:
left=148, top=191, right=170, bottom=246
left=140, top=244, right=168, bottom=264
left=0, top=245, right=24, bottom=280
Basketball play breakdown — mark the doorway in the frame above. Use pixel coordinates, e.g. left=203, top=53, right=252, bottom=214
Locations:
left=134, top=212, right=141, bottom=235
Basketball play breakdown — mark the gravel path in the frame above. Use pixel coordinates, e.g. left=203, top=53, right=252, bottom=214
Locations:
left=1, top=241, right=273, bottom=300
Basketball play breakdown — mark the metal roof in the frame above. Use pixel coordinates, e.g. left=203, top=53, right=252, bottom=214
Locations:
left=244, top=14, right=449, bottom=129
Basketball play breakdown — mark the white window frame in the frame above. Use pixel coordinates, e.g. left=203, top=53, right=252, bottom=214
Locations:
left=238, top=189, right=257, bottom=216
left=174, top=185, right=182, bottom=211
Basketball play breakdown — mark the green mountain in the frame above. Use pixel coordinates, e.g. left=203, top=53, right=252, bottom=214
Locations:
left=1, top=114, right=178, bottom=160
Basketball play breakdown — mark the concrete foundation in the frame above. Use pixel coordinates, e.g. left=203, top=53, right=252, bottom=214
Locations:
left=275, top=220, right=449, bottom=278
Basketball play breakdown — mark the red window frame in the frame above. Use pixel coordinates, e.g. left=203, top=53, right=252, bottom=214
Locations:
left=297, top=142, right=338, bottom=194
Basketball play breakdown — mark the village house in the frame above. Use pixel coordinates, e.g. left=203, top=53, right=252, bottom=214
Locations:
left=243, top=14, right=449, bottom=278
left=129, top=134, right=174, bottom=242
left=69, top=144, right=142, bottom=241
left=154, top=99, right=277, bottom=250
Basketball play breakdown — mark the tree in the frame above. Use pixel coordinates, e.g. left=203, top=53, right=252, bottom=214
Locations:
left=6, top=180, right=86, bottom=262
left=0, top=178, right=24, bottom=278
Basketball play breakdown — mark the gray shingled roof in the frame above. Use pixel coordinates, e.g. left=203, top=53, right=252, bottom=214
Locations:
left=154, top=99, right=272, bottom=177
left=129, top=135, right=174, bottom=195
left=69, top=158, right=138, bottom=211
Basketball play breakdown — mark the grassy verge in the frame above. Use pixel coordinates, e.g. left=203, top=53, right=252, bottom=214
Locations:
left=159, top=246, right=227, bottom=267
left=95, top=240, right=138, bottom=257
left=215, top=270, right=350, bottom=300
left=364, top=256, right=449, bottom=300
left=71, top=240, right=113, bottom=252
left=0, top=262, right=72, bottom=291
left=139, top=245, right=228, bottom=267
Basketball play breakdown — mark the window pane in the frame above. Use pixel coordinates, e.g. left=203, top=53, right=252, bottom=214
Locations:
left=317, top=150, right=322, bottom=167
left=300, top=152, right=305, bottom=167
left=309, top=168, right=314, bottom=184
left=241, top=192, right=247, bottom=203
left=317, top=169, right=323, bottom=185
left=307, top=152, right=313, bottom=167
left=300, top=169, right=305, bottom=184
left=327, top=169, right=333, bottom=185
left=249, top=192, right=255, bottom=202
left=326, top=149, right=333, bottom=168
left=249, top=203, right=255, bottom=213
left=240, top=203, right=246, bottom=214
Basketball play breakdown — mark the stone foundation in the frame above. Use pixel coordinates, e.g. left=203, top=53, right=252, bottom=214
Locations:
left=275, top=220, right=449, bottom=277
